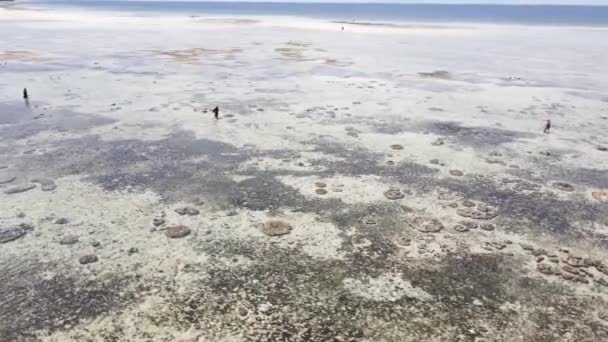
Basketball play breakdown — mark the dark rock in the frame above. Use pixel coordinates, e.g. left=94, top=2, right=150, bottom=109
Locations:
left=453, top=224, right=469, bottom=232
left=386, top=160, right=395, bottom=166
left=449, top=170, right=464, bottom=177
left=55, top=218, right=69, bottom=225
left=564, top=256, right=585, bottom=268
left=0, top=223, right=34, bottom=244
left=259, top=220, right=292, bottom=236
left=597, top=145, right=608, bottom=152
left=128, top=247, right=139, bottom=255
left=91, top=241, right=101, bottom=247
left=537, top=263, right=555, bottom=275
left=490, top=242, right=506, bottom=250
left=531, top=249, right=546, bottom=257
left=562, top=273, right=574, bottom=281
left=384, top=189, right=405, bottom=200
left=462, top=200, right=476, bottom=207
left=79, top=254, right=98, bottom=265
left=480, top=223, right=496, bottom=231
left=412, top=216, right=444, bottom=233
left=315, top=188, right=328, bottom=195
left=431, top=138, right=445, bottom=146
left=31, top=178, right=57, bottom=191
left=456, top=206, right=498, bottom=220
left=520, top=244, right=534, bottom=251
left=4, top=184, right=36, bottom=194
left=390, top=144, right=404, bottom=150
left=152, top=218, right=165, bottom=227
left=238, top=306, right=249, bottom=317
left=562, top=264, right=579, bottom=275
left=346, top=131, right=359, bottom=138
left=315, top=182, right=327, bottom=188
left=175, top=207, right=200, bottom=216
left=165, top=225, right=191, bottom=238
left=462, top=221, right=478, bottom=229
left=552, top=182, right=575, bottom=192
left=596, top=263, right=608, bottom=276
left=59, top=235, right=79, bottom=245
left=597, top=278, right=608, bottom=287
left=0, top=176, right=16, bottom=184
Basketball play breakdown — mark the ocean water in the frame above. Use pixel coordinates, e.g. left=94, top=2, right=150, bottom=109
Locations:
left=19, top=1, right=608, bottom=27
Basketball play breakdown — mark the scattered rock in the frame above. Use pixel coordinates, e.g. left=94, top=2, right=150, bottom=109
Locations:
left=59, top=235, right=79, bottom=245
left=537, top=263, right=556, bottom=275
left=165, top=225, right=191, bottom=238
left=562, top=264, right=579, bottom=275
left=412, top=216, right=444, bottom=233
left=384, top=189, right=405, bottom=200
left=128, top=247, right=139, bottom=255
left=453, top=225, right=469, bottom=233
left=4, top=184, right=36, bottom=195
left=552, top=182, right=575, bottom=192
left=55, top=218, right=69, bottom=225
left=462, top=200, right=476, bottom=207
left=315, top=182, right=327, bottom=188
left=480, top=223, right=496, bottom=231
left=79, top=254, right=98, bottom=265
left=490, top=242, right=507, bottom=250
left=315, top=188, right=328, bottom=195
left=0, top=223, right=33, bottom=244
left=0, top=176, right=16, bottom=185
left=31, top=178, right=57, bottom=191
left=592, top=191, right=608, bottom=202
left=456, top=206, right=498, bottom=220
left=597, top=145, right=608, bottom=152
left=259, top=220, right=292, bottom=236
left=175, top=207, right=200, bottom=216
left=431, top=139, right=445, bottom=146
left=449, top=170, right=464, bottom=177
left=564, top=256, right=585, bottom=267
left=386, top=160, right=395, bottom=166
left=347, top=131, right=359, bottom=138
left=153, top=218, right=166, bottom=227
left=390, top=144, right=404, bottom=150
left=91, top=241, right=101, bottom=247
left=520, top=244, right=534, bottom=251
left=237, top=306, right=249, bottom=317
left=430, top=159, right=446, bottom=166
left=363, top=218, right=377, bottom=226
left=462, top=221, right=478, bottom=229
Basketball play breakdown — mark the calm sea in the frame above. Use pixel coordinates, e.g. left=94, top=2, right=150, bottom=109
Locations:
left=19, top=1, right=608, bottom=26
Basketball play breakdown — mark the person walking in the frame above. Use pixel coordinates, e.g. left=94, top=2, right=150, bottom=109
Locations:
left=212, top=106, right=219, bottom=119
left=23, top=88, right=28, bottom=100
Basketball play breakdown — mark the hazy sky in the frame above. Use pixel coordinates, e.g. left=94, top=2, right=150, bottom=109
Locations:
left=128, top=0, right=608, bottom=5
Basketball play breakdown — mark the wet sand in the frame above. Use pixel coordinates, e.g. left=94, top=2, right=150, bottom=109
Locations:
left=1, top=6, right=608, bottom=342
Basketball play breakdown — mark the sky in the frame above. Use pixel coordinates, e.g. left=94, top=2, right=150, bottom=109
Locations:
left=110, top=0, right=608, bottom=5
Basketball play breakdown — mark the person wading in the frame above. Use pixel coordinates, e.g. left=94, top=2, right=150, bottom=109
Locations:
left=212, top=106, right=219, bottom=119
left=543, top=119, right=551, bottom=134
left=23, top=88, right=28, bottom=100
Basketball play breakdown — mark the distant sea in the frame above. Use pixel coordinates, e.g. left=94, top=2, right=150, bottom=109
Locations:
left=19, top=1, right=608, bottom=27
